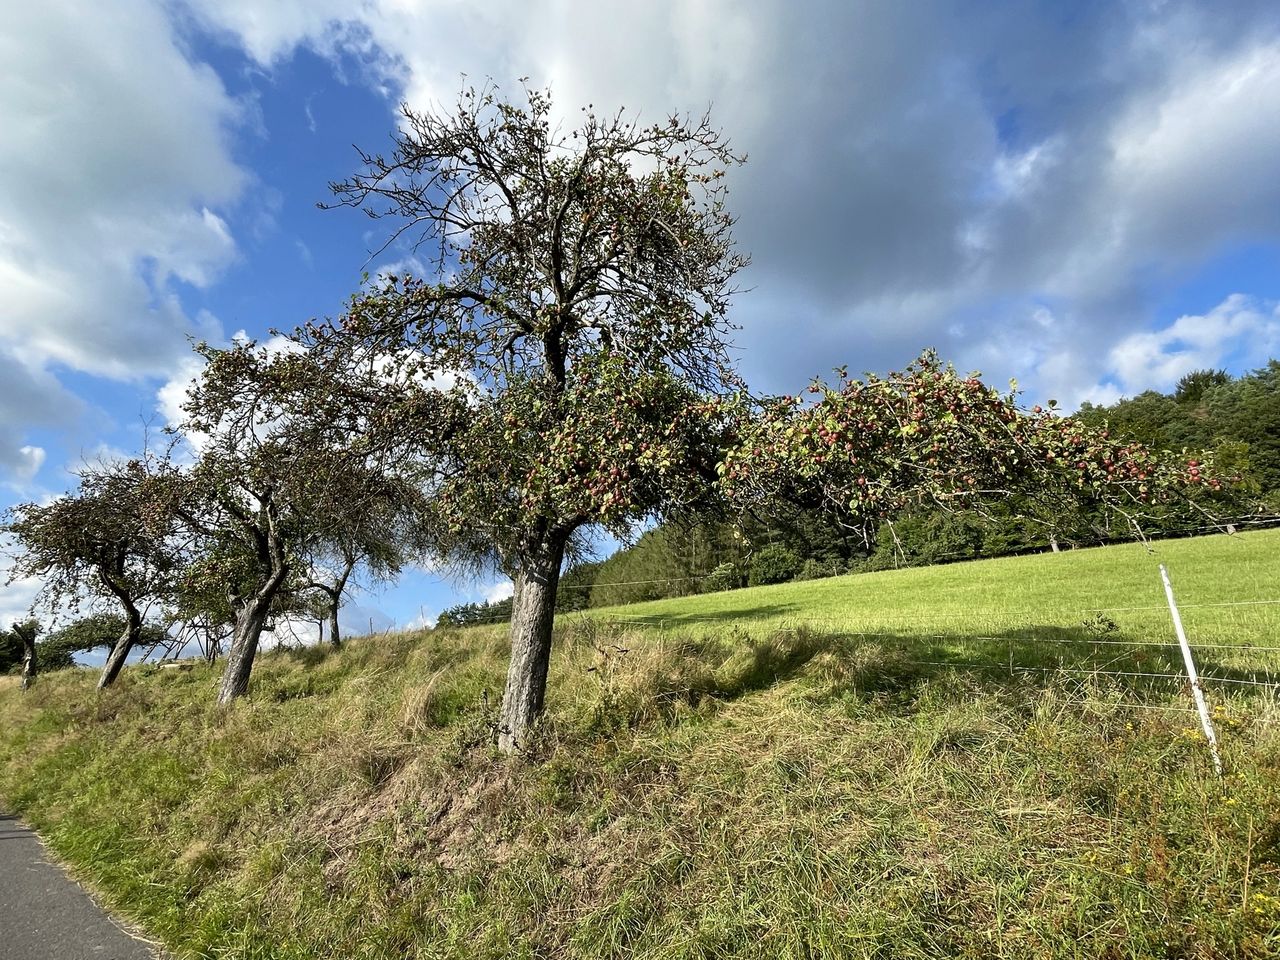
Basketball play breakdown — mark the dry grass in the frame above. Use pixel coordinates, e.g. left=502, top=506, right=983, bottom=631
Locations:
left=2, top=532, right=1279, bottom=958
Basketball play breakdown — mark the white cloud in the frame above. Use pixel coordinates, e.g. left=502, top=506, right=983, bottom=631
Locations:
left=156, top=355, right=209, bottom=446
left=0, top=0, right=246, bottom=379
left=175, top=0, right=367, bottom=67
left=263, top=617, right=321, bottom=649
left=0, top=526, right=46, bottom=628
left=1106, top=294, right=1280, bottom=395
left=1109, top=42, right=1280, bottom=261
left=13, top=447, right=46, bottom=485
left=373, top=256, right=428, bottom=285
left=0, top=348, right=82, bottom=485
left=404, top=610, right=436, bottom=630
left=237, top=331, right=306, bottom=359
left=483, top=580, right=514, bottom=604
left=987, top=39, right=1280, bottom=309
left=0, top=571, right=42, bottom=631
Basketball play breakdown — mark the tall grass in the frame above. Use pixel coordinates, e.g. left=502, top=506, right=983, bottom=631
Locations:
left=1, top=531, right=1278, bottom=958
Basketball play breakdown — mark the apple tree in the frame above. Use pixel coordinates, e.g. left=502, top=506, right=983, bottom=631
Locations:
left=302, top=465, right=412, bottom=649
left=721, top=352, right=1221, bottom=550
left=169, top=338, right=424, bottom=704
left=311, top=84, right=748, bottom=751
left=5, top=456, right=179, bottom=690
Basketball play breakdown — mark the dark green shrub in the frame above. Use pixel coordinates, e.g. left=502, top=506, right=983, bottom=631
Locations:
left=748, top=545, right=800, bottom=586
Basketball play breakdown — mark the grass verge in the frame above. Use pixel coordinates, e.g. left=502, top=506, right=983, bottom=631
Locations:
left=2, top=531, right=1279, bottom=958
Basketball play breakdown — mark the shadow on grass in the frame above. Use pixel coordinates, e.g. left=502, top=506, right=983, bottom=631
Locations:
left=820, top=624, right=1280, bottom=704
left=581, top=609, right=1280, bottom=706
left=596, top=603, right=803, bottom=627
left=707, top=628, right=833, bottom=701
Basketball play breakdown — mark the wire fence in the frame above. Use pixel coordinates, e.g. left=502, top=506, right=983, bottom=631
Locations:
left=568, top=608, right=1280, bottom=738
left=550, top=530, right=1280, bottom=746
left=417, top=577, right=1280, bottom=750
left=573, top=615, right=1280, bottom=690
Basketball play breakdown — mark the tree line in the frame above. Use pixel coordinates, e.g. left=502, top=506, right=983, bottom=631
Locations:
left=3, top=83, right=1237, bottom=753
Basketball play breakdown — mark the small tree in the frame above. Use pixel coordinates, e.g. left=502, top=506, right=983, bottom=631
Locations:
left=302, top=466, right=411, bottom=648
left=313, top=83, right=748, bottom=751
left=158, top=465, right=276, bottom=703
left=307, top=545, right=357, bottom=649
left=5, top=457, right=177, bottom=690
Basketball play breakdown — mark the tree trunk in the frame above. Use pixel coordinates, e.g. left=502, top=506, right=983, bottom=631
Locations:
left=97, top=609, right=141, bottom=691
left=216, top=595, right=272, bottom=706
left=19, top=632, right=36, bottom=692
left=327, top=602, right=341, bottom=649
left=497, top=534, right=566, bottom=754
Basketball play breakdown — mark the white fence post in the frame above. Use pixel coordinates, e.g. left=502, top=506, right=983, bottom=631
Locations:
left=1159, top=564, right=1224, bottom=776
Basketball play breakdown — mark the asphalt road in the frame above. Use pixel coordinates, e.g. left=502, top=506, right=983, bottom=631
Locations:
left=0, top=813, right=158, bottom=959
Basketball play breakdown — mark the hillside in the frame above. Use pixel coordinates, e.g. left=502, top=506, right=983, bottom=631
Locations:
left=2, top=531, right=1279, bottom=958
left=592, top=525, right=1280, bottom=640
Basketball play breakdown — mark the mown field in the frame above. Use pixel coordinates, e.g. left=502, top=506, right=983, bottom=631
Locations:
left=2, top=530, right=1279, bottom=959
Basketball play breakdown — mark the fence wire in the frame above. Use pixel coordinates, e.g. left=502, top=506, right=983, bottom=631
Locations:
left=575, top=603, right=1280, bottom=697
left=434, top=522, right=1280, bottom=719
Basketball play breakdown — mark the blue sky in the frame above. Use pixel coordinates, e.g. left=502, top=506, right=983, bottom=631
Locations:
left=4, top=0, right=1280, bottom=635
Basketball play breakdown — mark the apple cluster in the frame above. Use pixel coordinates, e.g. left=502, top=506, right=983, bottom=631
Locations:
left=721, top=352, right=1222, bottom=532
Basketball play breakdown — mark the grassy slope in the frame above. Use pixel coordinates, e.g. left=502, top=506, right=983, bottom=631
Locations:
left=591, top=528, right=1280, bottom=641
left=1, top=531, right=1278, bottom=959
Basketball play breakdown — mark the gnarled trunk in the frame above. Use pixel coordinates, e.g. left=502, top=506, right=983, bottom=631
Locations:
left=216, top=594, right=273, bottom=706
left=327, top=604, right=341, bottom=649
left=215, top=505, right=289, bottom=706
left=97, top=606, right=141, bottom=691
left=18, top=629, right=36, bottom=692
left=496, top=533, right=566, bottom=754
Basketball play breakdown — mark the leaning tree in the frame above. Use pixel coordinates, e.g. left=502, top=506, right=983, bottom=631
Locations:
left=3, top=620, right=41, bottom=691
left=721, top=353, right=1223, bottom=552
left=170, top=337, right=424, bottom=704
left=5, top=457, right=178, bottom=689
left=310, top=83, right=748, bottom=751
